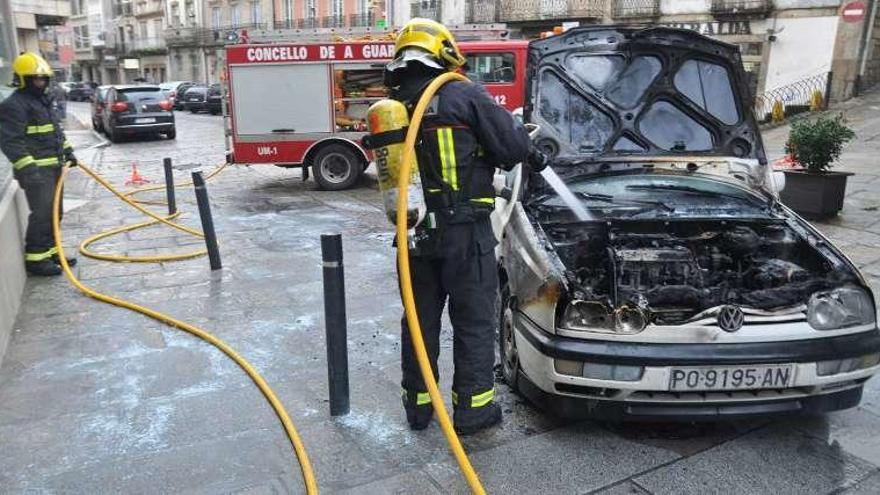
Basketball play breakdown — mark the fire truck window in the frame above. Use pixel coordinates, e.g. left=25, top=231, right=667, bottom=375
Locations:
left=465, top=53, right=515, bottom=84
left=333, top=68, right=388, bottom=132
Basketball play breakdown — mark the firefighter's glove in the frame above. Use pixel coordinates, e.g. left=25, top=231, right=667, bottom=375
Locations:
left=65, top=153, right=78, bottom=168
left=527, top=147, right=549, bottom=173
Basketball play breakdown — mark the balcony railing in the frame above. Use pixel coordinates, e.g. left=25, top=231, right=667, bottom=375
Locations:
left=466, top=0, right=497, bottom=23
left=273, top=18, right=320, bottom=29
left=411, top=0, right=442, bottom=21
left=611, top=0, right=659, bottom=18
left=133, top=0, right=163, bottom=16
left=710, top=0, right=771, bottom=16
left=349, top=13, right=375, bottom=27
left=498, top=0, right=603, bottom=22
left=131, top=37, right=166, bottom=52
left=113, top=2, right=133, bottom=17
left=165, top=27, right=201, bottom=47
left=321, top=15, right=346, bottom=28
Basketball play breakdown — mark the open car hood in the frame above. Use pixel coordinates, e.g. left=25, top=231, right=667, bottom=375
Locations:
left=525, top=26, right=766, bottom=166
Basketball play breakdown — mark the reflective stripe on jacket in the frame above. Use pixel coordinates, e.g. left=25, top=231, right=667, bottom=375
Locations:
left=412, top=81, right=530, bottom=213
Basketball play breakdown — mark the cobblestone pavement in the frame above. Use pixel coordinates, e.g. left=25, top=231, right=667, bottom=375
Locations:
left=1, top=97, right=879, bottom=494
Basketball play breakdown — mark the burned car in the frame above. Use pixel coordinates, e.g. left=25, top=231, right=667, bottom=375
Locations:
left=493, top=26, right=880, bottom=420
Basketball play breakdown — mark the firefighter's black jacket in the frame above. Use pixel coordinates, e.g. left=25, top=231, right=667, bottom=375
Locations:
left=0, top=89, right=72, bottom=170
left=414, top=80, right=530, bottom=215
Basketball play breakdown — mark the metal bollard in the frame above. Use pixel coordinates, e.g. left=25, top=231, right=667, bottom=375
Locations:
left=192, top=171, right=222, bottom=270
left=321, top=234, right=350, bottom=416
left=163, top=157, right=177, bottom=215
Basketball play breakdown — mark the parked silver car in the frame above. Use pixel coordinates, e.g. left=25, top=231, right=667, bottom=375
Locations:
left=493, top=26, right=880, bottom=420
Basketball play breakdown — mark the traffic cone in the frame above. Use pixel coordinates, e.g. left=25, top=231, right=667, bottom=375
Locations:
left=125, top=161, right=150, bottom=186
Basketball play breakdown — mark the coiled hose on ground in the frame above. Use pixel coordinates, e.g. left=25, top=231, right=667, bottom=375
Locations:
left=51, top=163, right=318, bottom=494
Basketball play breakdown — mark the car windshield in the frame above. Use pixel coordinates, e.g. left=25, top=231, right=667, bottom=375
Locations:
left=535, top=172, right=768, bottom=220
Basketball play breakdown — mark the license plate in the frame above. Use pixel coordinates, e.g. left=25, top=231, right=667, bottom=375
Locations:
left=189, top=98, right=199, bottom=101
left=669, top=365, right=794, bottom=392
left=134, top=118, right=156, bottom=124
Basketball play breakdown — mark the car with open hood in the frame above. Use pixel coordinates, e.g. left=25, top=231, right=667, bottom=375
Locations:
left=492, top=26, right=880, bottom=420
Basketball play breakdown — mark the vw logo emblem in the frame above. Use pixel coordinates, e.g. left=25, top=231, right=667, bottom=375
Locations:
left=718, top=305, right=745, bottom=332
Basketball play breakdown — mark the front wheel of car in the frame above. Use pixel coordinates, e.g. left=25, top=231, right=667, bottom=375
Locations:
left=165, top=128, right=176, bottom=140
left=498, top=281, right=520, bottom=393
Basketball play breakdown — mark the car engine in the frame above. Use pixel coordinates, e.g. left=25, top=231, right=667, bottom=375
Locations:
left=545, top=221, right=853, bottom=324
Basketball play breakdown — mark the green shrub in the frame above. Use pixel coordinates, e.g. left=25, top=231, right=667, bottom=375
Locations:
left=785, top=115, right=855, bottom=173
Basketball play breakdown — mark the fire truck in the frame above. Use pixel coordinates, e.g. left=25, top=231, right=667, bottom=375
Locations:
left=223, top=26, right=528, bottom=190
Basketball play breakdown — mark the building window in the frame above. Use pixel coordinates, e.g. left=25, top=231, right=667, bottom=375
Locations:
left=139, top=21, right=148, bottom=39
left=332, top=0, right=343, bottom=18
left=250, top=0, right=261, bottom=24
left=305, top=0, right=315, bottom=19
left=212, top=7, right=222, bottom=28
left=231, top=4, right=241, bottom=26
left=170, top=3, right=180, bottom=26
left=284, top=0, right=293, bottom=21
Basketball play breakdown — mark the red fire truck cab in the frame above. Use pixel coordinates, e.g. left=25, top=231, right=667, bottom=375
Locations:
left=224, top=27, right=527, bottom=190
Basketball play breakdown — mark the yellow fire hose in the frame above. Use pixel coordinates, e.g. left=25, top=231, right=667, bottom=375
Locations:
left=396, top=71, right=487, bottom=494
left=51, top=163, right=318, bottom=494
left=78, top=163, right=228, bottom=263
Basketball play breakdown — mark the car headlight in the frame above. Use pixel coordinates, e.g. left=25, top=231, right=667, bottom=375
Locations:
left=807, top=286, right=876, bottom=330
left=561, top=300, right=647, bottom=334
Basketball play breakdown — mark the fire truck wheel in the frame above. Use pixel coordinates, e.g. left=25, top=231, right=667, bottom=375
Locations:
left=312, top=144, right=362, bottom=190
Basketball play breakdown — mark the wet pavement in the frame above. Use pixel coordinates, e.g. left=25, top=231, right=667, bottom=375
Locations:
left=1, top=96, right=879, bottom=494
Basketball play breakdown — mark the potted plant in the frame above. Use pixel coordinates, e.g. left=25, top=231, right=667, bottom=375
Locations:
left=779, top=115, right=855, bottom=218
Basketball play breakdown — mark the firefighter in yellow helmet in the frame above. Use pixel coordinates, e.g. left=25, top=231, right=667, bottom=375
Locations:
left=382, top=19, right=545, bottom=435
left=0, top=52, right=78, bottom=276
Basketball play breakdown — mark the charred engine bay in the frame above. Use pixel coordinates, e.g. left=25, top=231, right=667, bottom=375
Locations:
left=544, top=219, right=853, bottom=324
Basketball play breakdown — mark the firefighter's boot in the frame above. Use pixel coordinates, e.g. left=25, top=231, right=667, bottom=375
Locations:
left=453, top=389, right=502, bottom=435
left=52, top=253, right=77, bottom=267
left=26, top=259, right=62, bottom=276
left=402, top=390, right=433, bottom=430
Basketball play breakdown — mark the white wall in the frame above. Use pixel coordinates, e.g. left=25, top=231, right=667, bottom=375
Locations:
left=773, top=0, right=841, bottom=9
left=0, top=182, right=28, bottom=369
left=660, top=0, right=711, bottom=16
left=764, top=15, right=839, bottom=90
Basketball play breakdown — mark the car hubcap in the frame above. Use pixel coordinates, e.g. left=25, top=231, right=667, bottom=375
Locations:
left=502, top=305, right=518, bottom=381
left=320, top=153, right=352, bottom=184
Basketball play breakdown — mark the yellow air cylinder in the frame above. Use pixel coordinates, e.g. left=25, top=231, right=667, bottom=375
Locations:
left=367, top=99, right=427, bottom=228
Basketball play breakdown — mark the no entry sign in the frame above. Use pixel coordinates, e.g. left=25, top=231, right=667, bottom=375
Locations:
left=842, top=1, right=867, bottom=23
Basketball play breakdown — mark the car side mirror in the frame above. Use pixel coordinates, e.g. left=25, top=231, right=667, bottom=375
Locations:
left=773, top=171, right=786, bottom=193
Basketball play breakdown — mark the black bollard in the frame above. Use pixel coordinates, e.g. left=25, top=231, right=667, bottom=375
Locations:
left=163, top=157, right=177, bottom=215
left=192, top=171, right=222, bottom=270
left=321, top=234, right=350, bottom=416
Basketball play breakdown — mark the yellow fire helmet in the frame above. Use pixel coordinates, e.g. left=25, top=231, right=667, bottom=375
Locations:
left=12, top=52, right=53, bottom=87
left=394, top=18, right=466, bottom=71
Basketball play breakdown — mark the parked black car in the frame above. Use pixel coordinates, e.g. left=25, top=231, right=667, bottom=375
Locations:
left=67, top=82, right=94, bottom=102
left=206, top=83, right=222, bottom=115
left=172, top=82, right=199, bottom=110
left=183, top=85, right=210, bottom=113
left=101, top=85, right=176, bottom=142
left=90, top=85, right=111, bottom=133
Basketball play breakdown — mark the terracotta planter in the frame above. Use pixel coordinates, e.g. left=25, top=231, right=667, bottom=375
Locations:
left=779, top=170, right=854, bottom=219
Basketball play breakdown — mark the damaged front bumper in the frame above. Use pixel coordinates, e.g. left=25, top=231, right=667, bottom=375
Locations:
left=514, top=313, right=880, bottom=420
